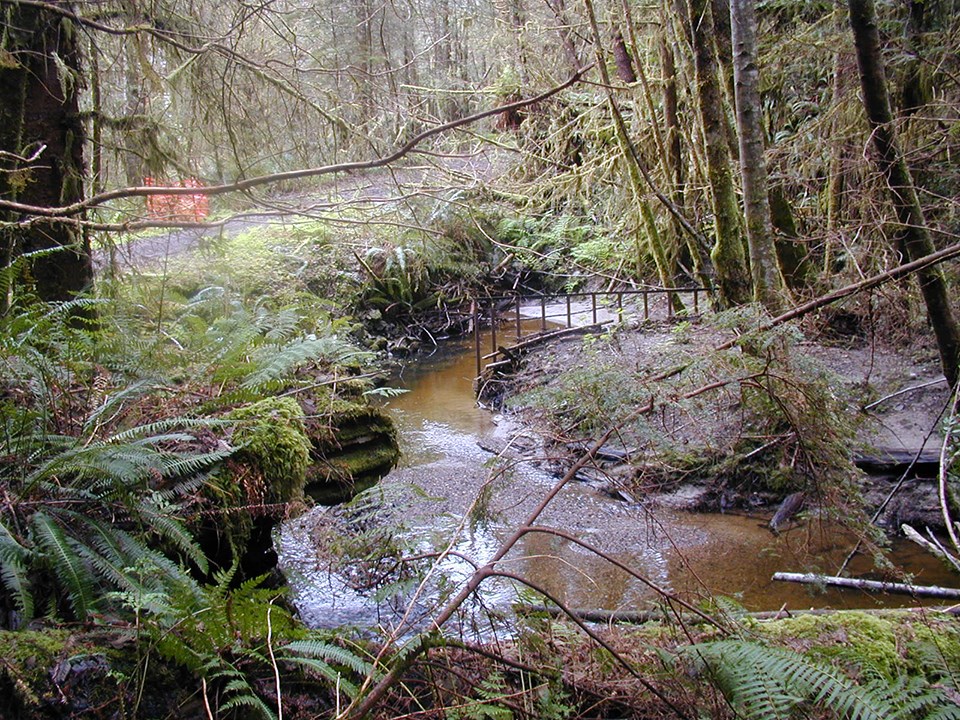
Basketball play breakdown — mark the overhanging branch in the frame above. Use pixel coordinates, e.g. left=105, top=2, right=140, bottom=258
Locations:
left=0, top=66, right=593, bottom=220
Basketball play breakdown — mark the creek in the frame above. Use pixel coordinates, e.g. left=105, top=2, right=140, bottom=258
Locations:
left=278, top=324, right=955, bottom=635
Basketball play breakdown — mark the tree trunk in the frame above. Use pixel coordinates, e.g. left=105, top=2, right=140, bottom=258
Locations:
left=730, top=0, right=785, bottom=311
left=824, top=45, right=850, bottom=275
left=848, top=0, right=960, bottom=388
left=900, top=0, right=930, bottom=116
left=687, top=0, right=751, bottom=306
left=0, top=0, right=93, bottom=302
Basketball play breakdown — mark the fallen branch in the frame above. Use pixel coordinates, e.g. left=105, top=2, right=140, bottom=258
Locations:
left=517, top=603, right=960, bottom=624
left=863, top=378, right=948, bottom=411
left=771, top=572, right=960, bottom=599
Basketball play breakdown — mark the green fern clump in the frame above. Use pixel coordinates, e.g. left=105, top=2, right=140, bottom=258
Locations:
left=146, top=567, right=373, bottom=719
left=682, top=637, right=960, bottom=720
left=227, top=396, right=312, bottom=505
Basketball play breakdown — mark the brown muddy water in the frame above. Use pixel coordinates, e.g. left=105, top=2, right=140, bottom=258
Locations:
left=278, top=323, right=956, bottom=636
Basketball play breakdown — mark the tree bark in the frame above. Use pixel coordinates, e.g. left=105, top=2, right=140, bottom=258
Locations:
left=0, top=0, right=92, bottom=302
left=849, top=0, right=960, bottom=388
left=730, top=0, right=785, bottom=311
left=687, top=0, right=751, bottom=306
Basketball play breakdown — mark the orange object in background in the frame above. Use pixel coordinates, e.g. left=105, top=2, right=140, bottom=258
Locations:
left=144, top=177, right=209, bottom=221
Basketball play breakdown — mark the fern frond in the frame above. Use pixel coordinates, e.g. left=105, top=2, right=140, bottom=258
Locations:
left=281, top=639, right=374, bottom=676
left=138, top=494, right=210, bottom=574
left=82, top=381, right=160, bottom=435
left=158, top=446, right=234, bottom=479
left=31, top=512, right=96, bottom=619
left=241, top=336, right=371, bottom=389
left=0, top=522, right=35, bottom=623
left=108, top=417, right=230, bottom=444
left=684, top=640, right=896, bottom=720
left=280, top=655, right=360, bottom=697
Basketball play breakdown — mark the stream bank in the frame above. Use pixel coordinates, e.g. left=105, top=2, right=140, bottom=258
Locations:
left=278, top=320, right=956, bottom=637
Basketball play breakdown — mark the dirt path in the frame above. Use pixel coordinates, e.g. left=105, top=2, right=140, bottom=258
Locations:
left=98, top=149, right=507, bottom=271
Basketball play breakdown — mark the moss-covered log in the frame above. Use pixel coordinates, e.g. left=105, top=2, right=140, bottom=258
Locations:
left=302, top=385, right=400, bottom=504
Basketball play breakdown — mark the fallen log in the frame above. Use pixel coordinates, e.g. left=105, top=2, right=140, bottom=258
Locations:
left=481, top=321, right=611, bottom=360
left=516, top=603, right=960, bottom=624
left=771, top=572, right=960, bottom=599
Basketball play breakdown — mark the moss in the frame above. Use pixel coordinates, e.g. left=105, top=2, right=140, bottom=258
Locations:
left=228, top=395, right=312, bottom=504
left=315, top=443, right=400, bottom=480
left=0, top=628, right=195, bottom=718
left=755, top=612, right=904, bottom=680
left=0, top=629, right=72, bottom=709
left=902, top=619, right=960, bottom=681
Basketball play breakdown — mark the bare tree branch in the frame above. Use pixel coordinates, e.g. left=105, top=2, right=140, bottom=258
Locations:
left=0, top=66, right=593, bottom=220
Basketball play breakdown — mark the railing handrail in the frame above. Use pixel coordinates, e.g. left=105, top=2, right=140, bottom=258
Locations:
left=472, top=286, right=714, bottom=377
left=479, top=286, right=711, bottom=304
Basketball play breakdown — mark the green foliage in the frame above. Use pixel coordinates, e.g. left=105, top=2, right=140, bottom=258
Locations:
left=495, top=213, right=620, bottom=288
left=147, top=566, right=372, bottom=718
left=446, top=672, right=515, bottom=720
left=683, top=638, right=960, bottom=720
left=164, top=221, right=349, bottom=304
left=228, top=396, right=312, bottom=504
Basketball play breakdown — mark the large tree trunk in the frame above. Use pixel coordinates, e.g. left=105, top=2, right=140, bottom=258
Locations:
left=687, top=0, right=751, bottom=306
left=730, top=0, right=785, bottom=311
left=0, top=0, right=93, bottom=303
left=848, top=0, right=960, bottom=387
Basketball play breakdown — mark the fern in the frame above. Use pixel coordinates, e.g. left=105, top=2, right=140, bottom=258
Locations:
left=0, top=522, right=34, bottom=622
left=241, top=335, right=371, bottom=389
left=31, top=512, right=96, bottom=620
left=684, top=639, right=960, bottom=720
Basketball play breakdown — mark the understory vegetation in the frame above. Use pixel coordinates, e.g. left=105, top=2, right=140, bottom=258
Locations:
left=505, top=307, right=862, bottom=505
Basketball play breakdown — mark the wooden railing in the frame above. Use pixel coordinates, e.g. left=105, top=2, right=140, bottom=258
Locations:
left=472, top=287, right=712, bottom=376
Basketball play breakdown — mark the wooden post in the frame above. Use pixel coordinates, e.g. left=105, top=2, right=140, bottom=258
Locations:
left=491, top=303, right=498, bottom=357
left=566, top=295, right=572, bottom=328
left=592, top=293, right=598, bottom=324
left=473, top=301, right=481, bottom=376
left=515, top=297, right=522, bottom=341
left=617, top=292, right=623, bottom=323
left=643, top=291, right=649, bottom=320
left=540, top=296, right=546, bottom=331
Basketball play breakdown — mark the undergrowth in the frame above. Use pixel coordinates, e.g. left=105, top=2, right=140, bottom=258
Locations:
left=508, top=306, right=862, bottom=504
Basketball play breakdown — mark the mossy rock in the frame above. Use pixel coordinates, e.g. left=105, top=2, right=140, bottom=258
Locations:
left=227, top=395, right=313, bottom=505
left=753, top=611, right=960, bottom=683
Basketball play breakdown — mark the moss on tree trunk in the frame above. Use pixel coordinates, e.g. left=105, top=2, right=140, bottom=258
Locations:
left=0, top=0, right=93, bottom=302
left=849, top=0, right=960, bottom=388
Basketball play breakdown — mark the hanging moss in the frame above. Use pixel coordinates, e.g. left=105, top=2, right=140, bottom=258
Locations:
left=228, top=395, right=313, bottom=505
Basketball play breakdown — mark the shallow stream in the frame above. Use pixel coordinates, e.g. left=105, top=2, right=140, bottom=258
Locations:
left=279, top=326, right=955, bottom=635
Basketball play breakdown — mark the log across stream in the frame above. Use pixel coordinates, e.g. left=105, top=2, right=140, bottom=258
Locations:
left=277, top=325, right=956, bottom=635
